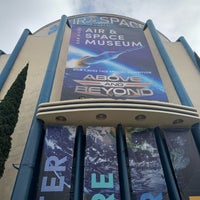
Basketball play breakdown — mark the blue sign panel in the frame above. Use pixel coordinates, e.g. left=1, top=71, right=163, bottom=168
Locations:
left=61, top=25, right=168, bottom=102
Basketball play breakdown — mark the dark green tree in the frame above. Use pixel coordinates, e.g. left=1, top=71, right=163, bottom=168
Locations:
left=0, top=63, right=28, bottom=178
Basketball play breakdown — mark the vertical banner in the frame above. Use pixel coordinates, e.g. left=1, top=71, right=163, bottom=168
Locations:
left=61, top=24, right=168, bottom=101
left=84, top=127, right=120, bottom=200
left=125, top=128, right=169, bottom=200
left=163, top=128, right=200, bottom=199
left=36, top=126, right=76, bottom=200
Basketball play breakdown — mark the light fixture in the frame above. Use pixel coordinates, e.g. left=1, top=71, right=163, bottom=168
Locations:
left=55, top=116, right=67, bottom=121
left=173, top=119, right=184, bottom=124
left=135, top=114, right=146, bottom=121
left=96, top=113, right=107, bottom=120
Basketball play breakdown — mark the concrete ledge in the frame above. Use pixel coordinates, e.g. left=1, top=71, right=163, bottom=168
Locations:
left=37, top=99, right=200, bottom=128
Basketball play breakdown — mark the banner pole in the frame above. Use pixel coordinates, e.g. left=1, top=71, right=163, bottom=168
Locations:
left=71, top=126, right=85, bottom=200
left=154, top=127, right=181, bottom=199
left=116, top=124, right=132, bottom=200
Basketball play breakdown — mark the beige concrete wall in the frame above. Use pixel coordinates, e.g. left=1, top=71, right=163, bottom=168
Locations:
left=0, top=33, right=56, bottom=199
left=0, top=54, right=10, bottom=75
left=164, top=42, right=200, bottom=113
left=144, top=28, right=181, bottom=104
left=50, top=26, right=71, bottom=102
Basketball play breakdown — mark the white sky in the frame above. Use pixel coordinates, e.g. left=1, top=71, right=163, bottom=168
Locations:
left=0, top=0, right=200, bottom=55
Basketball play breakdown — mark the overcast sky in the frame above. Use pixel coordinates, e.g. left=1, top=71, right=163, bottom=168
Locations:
left=0, top=0, right=200, bottom=55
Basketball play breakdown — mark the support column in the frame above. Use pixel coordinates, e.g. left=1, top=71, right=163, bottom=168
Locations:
left=71, top=126, right=85, bottom=200
left=177, top=36, right=200, bottom=70
left=144, top=20, right=193, bottom=107
left=116, top=124, right=132, bottom=200
left=154, top=127, right=181, bottom=200
left=0, top=29, right=31, bottom=90
left=191, top=123, right=200, bottom=155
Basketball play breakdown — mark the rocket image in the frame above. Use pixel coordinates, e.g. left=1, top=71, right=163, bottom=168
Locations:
left=75, top=46, right=143, bottom=68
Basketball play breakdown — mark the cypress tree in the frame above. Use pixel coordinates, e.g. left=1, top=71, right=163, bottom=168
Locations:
left=0, top=63, right=28, bottom=178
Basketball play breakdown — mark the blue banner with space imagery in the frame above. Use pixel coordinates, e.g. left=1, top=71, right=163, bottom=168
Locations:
left=61, top=25, right=168, bottom=102
left=125, top=127, right=200, bottom=199
left=125, top=128, right=169, bottom=200
left=163, top=128, right=200, bottom=199
left=35, top=126, right=200, bottom=199
left=84, top=127, right=120, bottom=200
left=35, top=126, right=76, bottom=200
